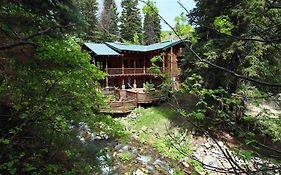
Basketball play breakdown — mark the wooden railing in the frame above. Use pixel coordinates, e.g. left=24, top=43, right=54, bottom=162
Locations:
left=106, top=68, right=157, bottom=75
left=126, top=89, right=167, bottom=104
left=109, top=99, right=136, bottom=109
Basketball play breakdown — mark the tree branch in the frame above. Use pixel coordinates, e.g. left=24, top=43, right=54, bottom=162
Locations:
left=140, top=0, right=281, bottom=88
left=0, top=24, right=74, bottom=51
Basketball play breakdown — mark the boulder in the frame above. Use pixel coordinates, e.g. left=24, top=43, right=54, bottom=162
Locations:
left=141, top=126, right=148, bottom=132
left=203, top=155, right=218, bottom=169
left=181, top=161, right=190, bottom=169
left=133, top=168, right=148, bottom=175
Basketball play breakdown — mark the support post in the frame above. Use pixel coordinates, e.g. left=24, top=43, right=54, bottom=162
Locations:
left=105, top=57, right=108, bottom=73
left=105, top=57, right=109, bottom=88
left=162, top=54, right=165, bottom=72
left=170, top=47, right=174, bottom=90
left=134, top=60, right=136, bottom=74
left=170, top=47, right=173, bottom=78
left=106, top=77, right=109, bottom=87
left=122, top=58, right=124, bottom=74
left=143, top=57, right=146, bottom=74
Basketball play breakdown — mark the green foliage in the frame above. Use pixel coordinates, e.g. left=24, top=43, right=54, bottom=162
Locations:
left=89, top=115, right=127, bottom=138
left=185, top=0, right=281, bottom=93
left=132, top=107, right=176, bottom=130
left=160, top=31, right=172, bottom=41
left=150, top=54, right=163, bottom=63
left=118, top=152, right=133, bottom=161
left=0, top=36, right=113, bottom=174
left=142, top=0, right=161, bottom=45
left=144, top=82, right=155, bottom=91
left=0, top=0, right=84, bottom=40
left=148, top=54, right=163, bottom=75
left=128, top=107, right=192, bottom=160
left=233, top=148, right=254, bottom=161
left=187, top=159, right=204, bottom=173
left=133, top=32, right=141, bottom=45
left=98, top=0, right=120, bottom=42
left=147, top=53, right=172, bottom=93
left=213, top=15, right=235, bottom=35
left=76, top=0, right=99, bottom=38
left=120, top=0, right=142, bottom=43
left=181, top=73, right=239, bottom=129
left=174, top=12, right=197, bottom=44
left=142, top=0, right=159, bottom=15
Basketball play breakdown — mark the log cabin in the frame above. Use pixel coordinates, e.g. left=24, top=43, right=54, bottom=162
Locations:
left=82, top=40, right=184, bottom=113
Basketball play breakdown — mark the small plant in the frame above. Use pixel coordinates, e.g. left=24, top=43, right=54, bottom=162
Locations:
left=187, top=159, right=204, bottom=173
left=144, top=82, right=155, bottom=91
left=118, top=152, right=133, bottom=161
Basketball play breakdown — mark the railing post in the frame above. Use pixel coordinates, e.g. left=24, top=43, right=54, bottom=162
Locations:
left=105, top=77, right=109, bottom=88
left=134, top=60, right=136, bottom=74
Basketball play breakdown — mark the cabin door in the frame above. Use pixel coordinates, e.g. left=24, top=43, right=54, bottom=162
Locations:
left=124, top=60, right=128, bottom=68
left=124, top=59, right=134, bottom=68
left=124, top=76, right=132, bottom=88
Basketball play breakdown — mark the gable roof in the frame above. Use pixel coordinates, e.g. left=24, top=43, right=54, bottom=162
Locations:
left=83, top=39, right=183, bottom=56
left=84, top=43, right=121, bottom=56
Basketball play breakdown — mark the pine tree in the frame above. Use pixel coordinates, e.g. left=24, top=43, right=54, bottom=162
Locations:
left=185, top=0, right=281, bottom=93
left=142, top=0, right=161, bottom=45
left=120, top=0, right=142, bottom=43
left=76, top=0, right=99, bottom=40
left=99, top=0, right=119, bottom=42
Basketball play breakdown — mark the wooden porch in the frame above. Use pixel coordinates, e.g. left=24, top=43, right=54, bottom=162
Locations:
left=126, top=88, right=167, bottom=104
left=100, top=98, right=137, bottom=114
left=106, top=68, right=156, bottom=76
left=100, top=88, right=167, bottom=113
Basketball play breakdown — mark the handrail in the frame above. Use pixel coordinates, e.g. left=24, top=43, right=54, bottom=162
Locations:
left=106, top=68, right=160, bottom=75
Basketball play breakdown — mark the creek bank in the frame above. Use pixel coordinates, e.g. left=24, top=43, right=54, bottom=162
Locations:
left=77, top=108, right=281, bottom=175
left=120, top=110, right=281, bottom=175
left=77, top=121, right=183, bottom=174
left=190, top=136, right=280, bottom=175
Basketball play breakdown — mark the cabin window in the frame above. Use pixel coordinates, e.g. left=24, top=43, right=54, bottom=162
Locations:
left=108, top=62, right=112, bottom=68
left=124, top=60, right=128, bottom=68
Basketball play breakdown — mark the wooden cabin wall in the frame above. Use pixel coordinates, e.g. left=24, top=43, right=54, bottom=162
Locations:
left=164, top=45, right=182, bottom=82
left=95, top=45, right=184, bottom=90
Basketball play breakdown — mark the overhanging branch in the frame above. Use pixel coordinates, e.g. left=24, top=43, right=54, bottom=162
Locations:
left=0, top=24, right=74, bottom=51
left=138, top=0, right=281, bottom=88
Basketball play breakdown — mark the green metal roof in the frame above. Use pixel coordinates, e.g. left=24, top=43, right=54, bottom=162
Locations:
left=83, top=40, right=183, bottom=56
left=105, top=39, right=183, bottom=52
left=146, top=39, right=183, bottom=51
left=84, top=43, right=121, bottom=56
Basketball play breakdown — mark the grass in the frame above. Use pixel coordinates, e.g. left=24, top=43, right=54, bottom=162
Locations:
left=127, top=106, right=193, bottom=160
left=118, top=152, right=134, bottom=161
left=114, top=105, right=206, bottom=174
left=132, top=106, right=176, bottom=130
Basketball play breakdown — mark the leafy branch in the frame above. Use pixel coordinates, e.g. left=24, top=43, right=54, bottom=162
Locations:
left=0, top=24, right=74, bottom=51
left=139, top=0, right=281, bottom=88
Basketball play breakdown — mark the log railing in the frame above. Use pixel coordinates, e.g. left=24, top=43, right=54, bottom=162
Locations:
left=126, top=89, right=167, bottom=104
left=106, top=68, right=157, bottom=75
